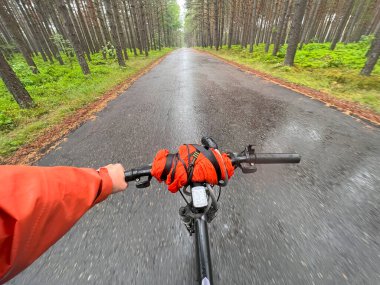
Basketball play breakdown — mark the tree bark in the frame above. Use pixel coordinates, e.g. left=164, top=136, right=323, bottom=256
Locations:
left=0, top=0, right=39, bottom=73
left=227, top=0, right=236, bottom=48
left=138, top=0, right=149, bottom=55
left=249, top=0, right=258, bottom=53
left=206, top=0, right=212, bottom=48
left=74, top=0, right=96, bottom=53
left=0, top=49, right=34, bottom=108
left=273, top=0, right=290, bottom=55
left=213, top=0, right=219, bottom=50
left=103, top=0, right=126, bottom=66
left=330, top=0, right=354, bottom=50
left=112, top=0, right=129, bottom=59
left=361, top=28, right=380, bottom=76
left=123, top=0, right=138, bottom=55
left=284, top=0, right=307, bottom=66
left=130, top=0, right=143, bottom=54
left=94, top=0, right=111, bottom=45
left=55, top=0, right=90, bottom=75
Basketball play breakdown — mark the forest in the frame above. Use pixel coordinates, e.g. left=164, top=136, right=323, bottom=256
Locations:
left=0, top=0, right=181, bottom=159
left=184, top=0, right=380, bottom=113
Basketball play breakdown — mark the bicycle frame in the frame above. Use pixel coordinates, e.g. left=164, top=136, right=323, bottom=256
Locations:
left=195, top=216, right=213, bottom=285
left=178, top=184, right=217, bottom=285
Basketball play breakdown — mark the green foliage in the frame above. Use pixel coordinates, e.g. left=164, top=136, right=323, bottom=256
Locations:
left=51, top=33, right=74, bottom=57
left=0, top=112, right=14, bottom=132
left=165, top=0, right=181, bottom=30
left=198, top=42, right=380, bottom=113
left=0, top=43, right=17, bottom=59
left=0, top=48, right=172, bottom=158
left=101, top=42, right=116, bottom=59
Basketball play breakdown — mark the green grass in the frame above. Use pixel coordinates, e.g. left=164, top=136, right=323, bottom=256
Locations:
left=0, top=48, right=172, bottom=159
left=197, top=40, right=380, bottom=114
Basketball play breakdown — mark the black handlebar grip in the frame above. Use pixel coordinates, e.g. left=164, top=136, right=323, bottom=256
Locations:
left=254, top=153, right=301, bottom=164
left=124, top=165, right=152, bottom=182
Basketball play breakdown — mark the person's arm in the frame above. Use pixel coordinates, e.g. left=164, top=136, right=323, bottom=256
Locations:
left=0, top=164, right=127, bottom=284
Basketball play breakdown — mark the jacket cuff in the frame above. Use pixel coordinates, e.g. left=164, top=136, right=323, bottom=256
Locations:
left=93, top=168, right=113, bottom=204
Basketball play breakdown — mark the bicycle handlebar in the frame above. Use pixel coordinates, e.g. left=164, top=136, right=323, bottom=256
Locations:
left=124, top=165, right=151, bottom=182
left=124, top=150, right=300, bottom=182
left=230, top=153, right=300, bottom=165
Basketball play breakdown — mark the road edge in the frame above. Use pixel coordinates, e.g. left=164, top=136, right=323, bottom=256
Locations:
left=195, top=49, right=380, bottom=126
left=1, top=51, right=173, bottom=165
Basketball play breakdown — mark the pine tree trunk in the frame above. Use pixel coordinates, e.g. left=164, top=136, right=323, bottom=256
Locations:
left=265, top=0, right=279, bottom=53
left=0, top=0, right=39, bottom=74
left=207, top=0, right=212, bottom=48
left=0, top=49, right=35, bottom=108
left=21, top=0, right=56, bottom=64
left=249, top=0, right=258, bottom=53
left=103, top=0, right=126, bottom=66
left=34, top=0, right=65, bottom=64
left=94, top=0, right=111, bottom=45
left=74, top=0, right=96, bottom=53
left=123, top=0, right=138, bottom=55
left=112, top=0, right=129, bottom=59
left=330, top=0, right=354, bottom=50
left=273, top=0, right=290, bottom=55
left=130, top=0, right=143, bottom=54
left=361, top=28, right=380, bottom=76
left=214, top=0, right=219, bottom=50
left=284, top=0, right=307, bottom=66
left=219, top=0, right=225, bottom=48
left=279, top=0, right=293, bottom=45
left=227, top=0, right=236, bottom=48
left=87, top=0, right=103, bottom=49
left=138, top=0, right=149, bottom=56
left=56, top=0, right=90, bottom=75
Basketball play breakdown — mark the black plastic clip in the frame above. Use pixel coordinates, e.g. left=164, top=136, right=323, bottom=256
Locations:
left=239, top=145, right=257, bottom=173
left=136, top=175, right=152, bottom=188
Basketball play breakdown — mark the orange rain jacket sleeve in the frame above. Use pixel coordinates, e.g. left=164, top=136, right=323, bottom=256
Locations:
left=0, top=165, right=113, bottom=284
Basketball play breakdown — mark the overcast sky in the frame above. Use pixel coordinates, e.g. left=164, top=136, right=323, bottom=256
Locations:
left=177, top=0, right=186, bottom=23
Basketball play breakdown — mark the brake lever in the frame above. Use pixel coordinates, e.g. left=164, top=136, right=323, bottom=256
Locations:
left=136, top=175, right=152, bottom=188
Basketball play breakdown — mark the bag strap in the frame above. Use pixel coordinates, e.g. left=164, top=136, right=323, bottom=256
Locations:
left=192, top=144, right=222, bottom=183
left=160, top=153, right=174, bottom=181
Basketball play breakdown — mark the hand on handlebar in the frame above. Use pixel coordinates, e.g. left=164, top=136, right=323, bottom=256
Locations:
left=102, top=164, right=128, bottom=193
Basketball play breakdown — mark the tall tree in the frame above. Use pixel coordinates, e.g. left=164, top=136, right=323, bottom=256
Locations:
left=361, top=28, right=380, bottom=76
left=273, top=0, right=291, bottom=55
left=113, top=0, right=129, bottom=59
left=103, top=0, right=126, bottom=66
left=0, top=49, right=34, bottom=108
left=55, top=0, right=90, bottom=74
left=0, top=0, right=39, bottom=73
left=249, top=0, right=258, bottom=53
left=138, top=0, right=149, bottom=56
left=330, top=0, right=355, bottom=50
left=227, top=0, right=236, bottom=49
left=213, top=0, right=219, bottom=50
left=284, top=0, right=308, bottom=66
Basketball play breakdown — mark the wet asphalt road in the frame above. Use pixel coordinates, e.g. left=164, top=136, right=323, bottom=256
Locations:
left=9, top=49, right=380, bottom=285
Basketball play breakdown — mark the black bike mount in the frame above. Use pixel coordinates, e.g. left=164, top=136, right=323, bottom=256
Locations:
left=179, top=205, right=195, bottom=235
left=235, top=145, right=257, bottom=174
left=179, top=184, right=219, bottom=236
left=201, top=137, right=218, bottom=149
left=135, top=175, right=152, bottom=188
